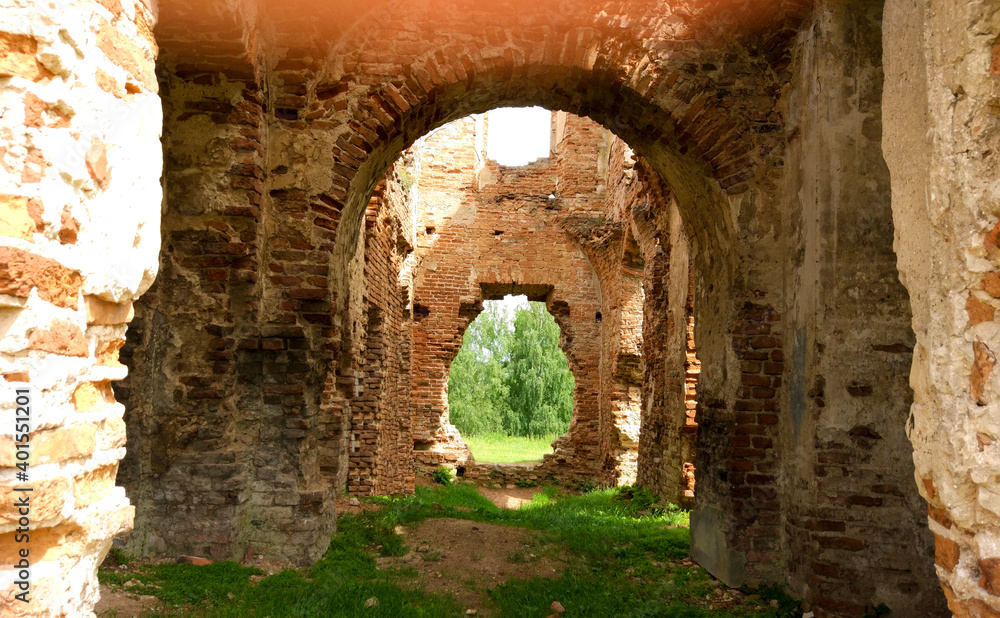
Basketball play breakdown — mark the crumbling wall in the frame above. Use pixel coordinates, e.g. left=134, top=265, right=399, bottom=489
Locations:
left=118, top=59, right=268, bottom=562
left=781, top=1, right=946, bottom=615
left=884, top=0, right=1000, bottom=614
left=343, top=161, right=416, bottom=496
left=0, top=0, right=160, bottom=614
left=608, top=138, right=698, bottom=504
left=406, top=114, right=613, bottom=487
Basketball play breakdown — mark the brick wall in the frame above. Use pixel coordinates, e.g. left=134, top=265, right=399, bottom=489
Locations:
left=405, top=114, right=615, bottom=487
left=118, top=59, right=266, bottom=562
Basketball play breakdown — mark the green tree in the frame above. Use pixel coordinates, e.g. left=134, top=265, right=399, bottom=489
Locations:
left=448, top=301, right=511, bottom=436
left=448, top=298, right=575, bottom=438
left=503, top=302, right=575, bottom=437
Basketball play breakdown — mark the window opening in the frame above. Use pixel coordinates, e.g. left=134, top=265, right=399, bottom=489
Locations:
left=485, top=107, right=552, bottom=166
left=448, top=295, right=574, bottom=463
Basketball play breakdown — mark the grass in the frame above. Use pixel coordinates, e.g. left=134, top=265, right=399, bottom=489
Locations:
left=464, top=432, right=559, bottom=463
left=99, top=484, right=802, bottom=617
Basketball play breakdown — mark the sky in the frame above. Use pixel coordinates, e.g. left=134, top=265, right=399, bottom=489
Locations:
left=491, top=294, right=529, bottom=325
left=486, top=106, right=552, bottom=166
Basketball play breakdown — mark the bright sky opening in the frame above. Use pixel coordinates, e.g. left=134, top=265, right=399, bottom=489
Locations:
left=486, top=107, right=551, bottom=166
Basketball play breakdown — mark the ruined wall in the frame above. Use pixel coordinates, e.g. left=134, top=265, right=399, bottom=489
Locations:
left=781, top=1, right=946, bottom=615
left=884, top=0, right=1000, bottom=615
left=609, top=138, right=698, bottom=504
left=342, top=162, right=416, bottom=496
left=405, top=114, right=613, bottom=487
left=0, top=0, right=160, bottom=615
left=118, top=8, right=341, bottom=565
left=118, top=59, right=268, bottom=562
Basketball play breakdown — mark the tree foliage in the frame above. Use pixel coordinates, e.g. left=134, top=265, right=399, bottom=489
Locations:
left=448, top=298, right=575, bottom=438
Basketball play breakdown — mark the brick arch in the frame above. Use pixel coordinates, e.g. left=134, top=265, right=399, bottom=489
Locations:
left=318, top=79, right=771, bottom=399
left=416, top=285, right=608, bottom=482
left=303, top=15, right=790, bottom=522
left=324, top=65, right=767, bottom=292
left=279, top=1, right=803, bottom=327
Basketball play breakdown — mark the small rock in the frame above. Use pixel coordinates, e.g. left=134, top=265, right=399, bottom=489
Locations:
left=124, top=579, right=141, bottom=588
left=465, top=610, right=478, bottom=616
left=713, top=588, right=724, bottom=596
left=227, top=592, right=235, bottom=600
left=551, top=600, right=565, bottom=613
left=682, top=560, right=694, bottom=567
left=770, top=599, right=780, bottom=608
left=417, top=544, right=431, bottom=553
left=365, top=597, right=379, bottom=607
left=747, top=594, right=761, bottom=600
left=177, top=555, right=212, bottom=566
left=803, top=613, right=815, bottom=618
left=349, top=497, right=360, bottom=507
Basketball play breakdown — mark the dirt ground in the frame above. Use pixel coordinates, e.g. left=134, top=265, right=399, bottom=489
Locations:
left=95, top=586, right=162, bottom=617
left=97, top=484, right=564, bottom=617
left=377, top=516, right=565, bottom=615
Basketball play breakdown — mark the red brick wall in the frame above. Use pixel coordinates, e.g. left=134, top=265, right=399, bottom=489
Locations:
left=406, top=114, right=614, bottom=486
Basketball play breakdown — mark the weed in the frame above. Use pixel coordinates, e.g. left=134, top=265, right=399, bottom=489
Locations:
left=515, top=479, right=537, bottom=488
left=431, top=466, right=453, bottom=485
left=105, top=547, right=133, bottom=567
left=397, top=165, right=415, bottom=191
left=506, top=549, right=538, bottom=564
left=613, top=484, right=659, bottom=512
left=576, top=481, right=597, bottom=493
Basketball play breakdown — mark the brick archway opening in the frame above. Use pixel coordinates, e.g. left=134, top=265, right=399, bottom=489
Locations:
left=434, top=292, right=582, bottom=486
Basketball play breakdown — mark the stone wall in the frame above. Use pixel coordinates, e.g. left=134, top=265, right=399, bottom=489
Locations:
left=0, top=0, right=160, bottom=615
left=780, top=1, right=946, bottom=614
left=884, top=0, right=1000, bottom=614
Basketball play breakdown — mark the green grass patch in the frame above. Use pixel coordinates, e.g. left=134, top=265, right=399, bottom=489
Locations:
left=100, top=484, right=800, bottom=617
left=464, top=432, right=559, bottom=463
